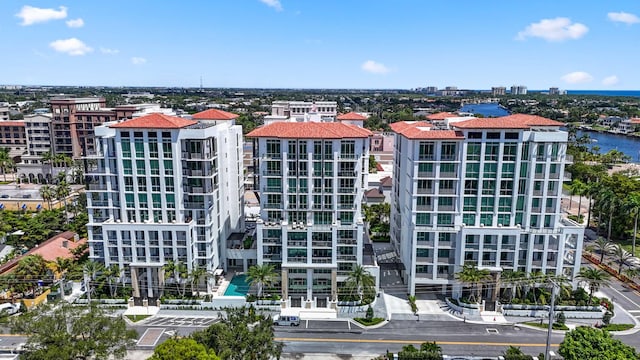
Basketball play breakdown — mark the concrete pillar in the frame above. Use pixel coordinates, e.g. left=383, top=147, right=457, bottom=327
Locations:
left=131, top=267, right=140, bottom=298
left=281, top=269, right=288, bottom=299
left=331, top=269, right=337, bottom=301
left=158, top=266, right=165, bottom=296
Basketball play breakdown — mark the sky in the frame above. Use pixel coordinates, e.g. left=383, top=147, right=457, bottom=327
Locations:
left=1, top=0, right=639, bottom=90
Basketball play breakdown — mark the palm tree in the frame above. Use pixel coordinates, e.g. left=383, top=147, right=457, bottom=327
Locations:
left=82, top=261, right=104, bottom=302
left=0, top=148, right=14, bottom=182
left=577, top=267, right=610, bottom=304
left=499, top=270, right=525, bottom=303
left=419, top=341, right=442, bottom=355
left=104, top=264, right=122, bottom=298
left=585, top=181, right=599, bottom=228
left=600, top=189, right=620, bottom=241
left=14, top=254, right=49, bottom=295
left=176, top=261, right=189, bottom=297
left=39, top=185, right=55, bottom=210
left=455, top=263, right=491, bottom=303
left=569, top=179, right=587, bottom=222
left=246, top=263, right=277, bottom=299
left=611, top=245, right=633, bottom=275
left=526, top=270, right=548, bottom=305
left=55, top=179, right=71, bottom=224
left=47, top=257, right=72, bottom=297
left=593, top=237, right=615, bottom=264
left=346, top=264, right=376, bottom=303
left=625, top=267, right=640, bottom=281
left=189, top=265, right=208, bottom=297
left=162, top=260, right=177, bottom=294
left=626, top=192, right=640, bottom=257
left=41, top=151, right=55, bottom=182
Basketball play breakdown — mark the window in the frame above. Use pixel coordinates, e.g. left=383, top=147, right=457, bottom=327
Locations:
left=121, top=141, right=131, bottom=158
left=266, top=140, right=281, bottom=157
left=466, top=144, right=481, bottom=161
left=464, top=180, right=478, bottom=195
left=462, top=214, right=476, bottom=225
left=481, top=197, right=494, bottom=212
left=483, top=163, right=497, bottom=178
left=463, top=197, right=477, bottom=211
left=440, top=163, right=456, bottom=176
left=416, top=213, right=431, bottom=226
left=485, top=144, right=499, bottom=161
left=134, top=139, right=144, bottom=157
left=441, top=142, right=457, bottom=160
left=164, top=160, right=173, bottom=175
left=466, top=163, right=480, bottom=178
left=136, top=160, right=146, bottom=175
left=482, top=180, right=495, bottom=195
left=437, top=214, right=453, bottom=226
left=418, top=142, right=434, bottom=160
left=503, top=143, right=517, bottom=161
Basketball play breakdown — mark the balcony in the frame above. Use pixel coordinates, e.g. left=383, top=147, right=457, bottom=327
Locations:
left=416, top=256, right=433, bottom=263
left=263, top=186, right=282, bottom=193
left=184, top=202, right=205, bottom=209
left=263, top=203, right=282, bottom=209
left=312, top=257, right=332, bottom=264
left=440, top=171, right=458, bottom=178
left=417, top=188, right=434, bottom=194
left=263, top=170, right=282, bottom=176
left=439, top=188, right=456, bottom=195
left=338, top=188, right=355, bottom=194
left=418, top=155, right=435, bottom=161
left=438, top=205, right=454, bottom=211
left=312, top=241, right=332, bottom=247
left=338, top=171, right=356, bottom=177
left=338, top=204, right=355, bottom=210
left=288, top=257, right=307, bottom=263
left=337, top=255, right=357, bottom=262
left=416, top=205, right=433, bottom=211
left=417, top=171, right=435, bottom=178
left=339, top=154, right=358, bottom=160
left=441, top=155, right=457, bottom=161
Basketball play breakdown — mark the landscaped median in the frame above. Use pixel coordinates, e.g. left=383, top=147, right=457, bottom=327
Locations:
left=502, top=303, right=604, bottom=319
left=582, top=253, right=640, bottom=293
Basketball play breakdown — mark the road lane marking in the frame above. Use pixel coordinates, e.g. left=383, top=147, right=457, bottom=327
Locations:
left=275, top=337, right=558, bottom=347
left=629, top=310, right=640, bottom=313
left=608, top=286, right=640, bottom=309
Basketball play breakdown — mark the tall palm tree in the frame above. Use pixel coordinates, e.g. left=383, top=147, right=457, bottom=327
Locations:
left=499, top=270, right=525, bottom=303
left=585, top=181, right=600, bottom=228
left=346, top=264, right=376, bottom=303
left=104, top=264, right=122, bottom=298
left=600, top=189, right=619, bottom=241
left=626, top=192, right=640, bottom=257
left=625, top=267, right=640, bottom=281
left=47, top=257, right=72, bottom=297
left=611, top=245, right=633, bottom=275
left=577, top=267, right=610, bottom=304
left=82, top=261, right=104, bottom=302
left=41, top=151, right=55, bottom=182
left=55, top=179, right=71, bottom=224
left=0, top=148, right=14, bottom=182
left=569, top=179, right=587, bottom=222
left=247, top=263, right=277, bottom=299
left=162, top=260, right=177, bottom=294
left=175, top=261, right=189, bottom=297
left=39, top=185, right=55, bottom=210
left=419, top=341, right=442, bottom=356
left=189, top=265, right=208, bottom=297
left=455, top=263, right=491, bottom=303
left=593, top=237, right=615, bottom=264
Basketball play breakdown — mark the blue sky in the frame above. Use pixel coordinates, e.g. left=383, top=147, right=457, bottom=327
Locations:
left=1, top=0, right=639, bottom=89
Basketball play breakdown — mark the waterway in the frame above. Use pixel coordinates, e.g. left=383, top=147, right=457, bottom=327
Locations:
left=577, top=130, right=640, bottom=163
left=459, top=103, right=510, bottom=117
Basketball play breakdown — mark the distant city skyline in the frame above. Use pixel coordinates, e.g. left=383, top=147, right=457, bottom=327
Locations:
left=2, top=1, right=639, bottom=89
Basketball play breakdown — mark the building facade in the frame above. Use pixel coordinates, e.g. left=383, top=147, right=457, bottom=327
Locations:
left=86, top=112, right=243, bottom=300
left=492, top=87, right=506, bottom=96
left=510, top=85, right=528, bottom=95
left=0, top=121, right=26, bottom=161
left=390, top=115, right=583, bottom=305
left=248, top=122, right=376, bottom=308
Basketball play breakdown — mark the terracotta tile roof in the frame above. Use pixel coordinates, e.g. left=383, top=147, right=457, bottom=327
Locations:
left=380, top=176, right=393, bottom=187
left=110, top=113, right=196, bottom=129
left=390, top=121, right=464, bottom=140
left=630, top=118, right=640, bottom=124
left=0, top=231, right=85, bottom=275
left=453, top=114, right=564, bottom=129
left=364, top=188, right=385, bottom=198
left=0, top=121, right=25, bottom=127
left=337, top=112, right=367, bottom=120
left=427, top=112, right=458, bottom=120
left=192, top=109, right=239, bottom=120
left=246, top=122, right=372, bottom=139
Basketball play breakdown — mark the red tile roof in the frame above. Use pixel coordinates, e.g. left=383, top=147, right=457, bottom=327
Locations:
left=192, top=109, right=239, bottom=120
left=364, top=188, right=385, bottom=198
left=453, top=114, right=564, bottom=129
left=246, top=122, right=372, bottom=139
left=110, top=113, right=197, bottom=129
left=427, top=112, right=458, bottom=120
left=390, top=121, right=464, bottom=140
left=380, top=176, right=393, bottom=187
left=0, top=231, right=85, bottom=275
left=337, top=112, right=367, bottom=121
left=0, top=121, right=25, bottom=127
left=630, top=118, right=640, bottom=124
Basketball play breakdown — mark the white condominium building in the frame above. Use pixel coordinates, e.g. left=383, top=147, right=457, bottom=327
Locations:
left=264, top=101, right=338, bottom=125
left=86, top=111, right=243, bottom=301
left=390, top=115, right=583, bottom=306
left=248, top=122, right=376, bottom=308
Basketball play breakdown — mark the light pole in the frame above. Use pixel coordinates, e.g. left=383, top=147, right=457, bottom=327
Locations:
left=545, top=280, right=558, bottom=360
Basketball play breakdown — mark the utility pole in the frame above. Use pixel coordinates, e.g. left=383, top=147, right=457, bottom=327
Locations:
left=545, top=280, right=558, bottom=359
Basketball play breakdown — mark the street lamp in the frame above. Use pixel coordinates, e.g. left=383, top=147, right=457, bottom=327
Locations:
left=545, top=280, right=559, bottom=360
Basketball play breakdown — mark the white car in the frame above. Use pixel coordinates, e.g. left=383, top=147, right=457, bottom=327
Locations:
left=0, top=303, right=20, bottom=315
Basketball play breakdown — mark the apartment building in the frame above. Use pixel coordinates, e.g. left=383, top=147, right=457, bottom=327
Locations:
left=491, top=87, right=506, bottom=96
left=0, top=121, right=26, bottom=161
left=264, top=101, right=338, bottom=125
left=86, top=111, right=243, bottom=301
left=247, top=121, right=376, bottom=308
left=390, top=115, right=583, bottom=308
left=18, top=114, right=53, bottom=183
left=510, top=85, right=528, bottom=95
left=0, top=107, right=9, bottom=121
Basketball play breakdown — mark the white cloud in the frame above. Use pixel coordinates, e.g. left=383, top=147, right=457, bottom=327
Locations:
left=259, top=0, right=283, bottom=11
left=561, top=71, right=594, bottom=84
left=361, top=60, right=390, bottom=74
left=131, top=57, right=147, bottom=65
left=516, top=17, right=588, bottom=42
left=66, top=18, right=84, bottom=28
left=608, top=12, right=640, bottom=25
left=49, top=38, right=93, bottom=56
left=602, top=75, right=619, bottom=86
left=16, top=5, right=67, bottom=26
left=100, top=47, right=119, bottom=55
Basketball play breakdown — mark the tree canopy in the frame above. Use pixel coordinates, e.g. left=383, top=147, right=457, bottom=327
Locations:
left=190, top=307, right=283, bottom=360
left=11, top=303, right=138, bottom=360
left=559, top=326, right=639, bottom=360
left=150, top=337, right=219, bottom=360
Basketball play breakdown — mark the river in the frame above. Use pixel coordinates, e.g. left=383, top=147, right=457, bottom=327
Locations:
left=577, top=130, right=640, bottom=163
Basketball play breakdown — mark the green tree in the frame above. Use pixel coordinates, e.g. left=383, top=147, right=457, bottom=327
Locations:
left=576, top=267, right=610, bottom=304
left=10, top=303, right=137, bottom=360
left=104, top=264, right=122, bottom=298
left=14, top=254, right=49, bottom=295
left=190, top=307, right=283, bottom=360
left=39, top=185, right=55, bottom=210
left=41, top=151, right=55, bottom=182
left=369, top=155, right=378, bottom=172
left=569, top=179, right=587, bottom=221
left=82, top=260, right=104, bottom=302
left=246, top=263, right=277, bottom=299
left=397, top=342, right=443, bottom=360
left=503, top=346, right=534, bottom=360
left=55, top=178, right=72, bottom=225
left=611, top=244, right=633, bottom=275
left=559, top=326, right=639, bottom=360
left=499, top=270, right=525, bottom=303
left=593, top=237, right=615, bottom=264
left=190, top=265, right=209, bottom=297
left=455, top=263, right=491, bottom=303
left=150, top=337, right=219, bottom=360
left=0, top=148, right=14, bottom=182
left=626, top=192, right=640, bottom=256
left=346, top=264, right=376, bottom=303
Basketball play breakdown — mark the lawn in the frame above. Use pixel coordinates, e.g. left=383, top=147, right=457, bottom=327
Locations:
left=126, top=314, right=151, bottom=322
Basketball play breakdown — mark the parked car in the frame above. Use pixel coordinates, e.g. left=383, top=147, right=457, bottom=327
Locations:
left=273, top=314, right=300, bottom=326
left=0, top=303, right=20, bottom=315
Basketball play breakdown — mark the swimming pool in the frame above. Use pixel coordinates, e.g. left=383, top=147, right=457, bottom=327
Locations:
left=223, top=274, right=250, bottom=296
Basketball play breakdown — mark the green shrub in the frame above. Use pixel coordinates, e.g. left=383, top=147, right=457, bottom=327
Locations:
left=602, top=311, right=613, bottom=325
left=600, top=323, right=634, bottom=331
left=366, top=305, right=374, bottom=320
left=354, top=317, right=384, bottom=326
